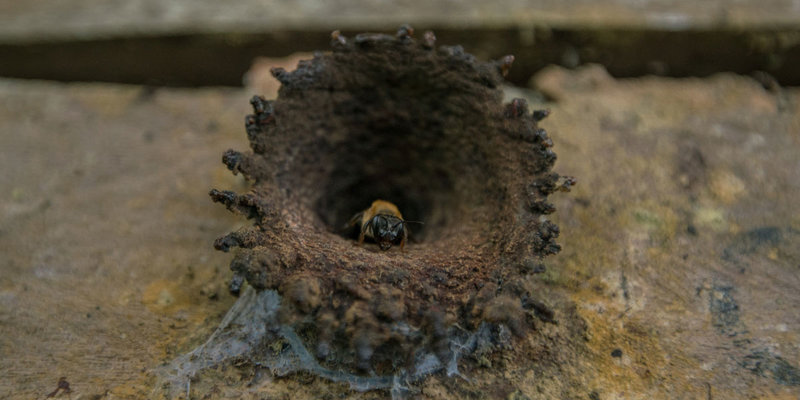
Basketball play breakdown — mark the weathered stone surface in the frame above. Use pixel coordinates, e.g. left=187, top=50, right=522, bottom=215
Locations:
left=532, top=65, right=800, bottom=399
left=0, top=80, right=249, bottom=398
left=1, top=63, right=799, bottom=398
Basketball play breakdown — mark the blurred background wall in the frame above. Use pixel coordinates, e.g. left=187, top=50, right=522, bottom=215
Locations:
left=2, top=0, right=799, bottom=88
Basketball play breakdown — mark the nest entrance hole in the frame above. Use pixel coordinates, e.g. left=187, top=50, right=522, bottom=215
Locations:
left=313, top=83, right=499, bottom=245
left=316, top=121, right=453, bottom=243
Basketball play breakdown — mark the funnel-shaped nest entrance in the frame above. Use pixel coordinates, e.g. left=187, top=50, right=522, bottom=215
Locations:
left=211, top=27, right=573, bottom=376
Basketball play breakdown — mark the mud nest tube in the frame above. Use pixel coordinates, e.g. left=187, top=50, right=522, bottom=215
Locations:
left=210, top=26, right=575, bottom=375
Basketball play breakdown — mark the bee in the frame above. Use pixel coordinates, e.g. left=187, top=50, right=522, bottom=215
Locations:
left=347, top=200, right=419, bottom=251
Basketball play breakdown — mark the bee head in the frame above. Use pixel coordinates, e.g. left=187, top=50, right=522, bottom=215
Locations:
left=371, top=214, right=405, bottom=251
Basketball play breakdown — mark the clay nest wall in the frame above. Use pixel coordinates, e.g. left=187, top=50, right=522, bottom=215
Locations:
left=210, top=26, right=574, bottom=375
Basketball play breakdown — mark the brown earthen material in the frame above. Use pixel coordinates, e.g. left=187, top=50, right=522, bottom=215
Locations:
left=211, top=26, right=573, bottom=375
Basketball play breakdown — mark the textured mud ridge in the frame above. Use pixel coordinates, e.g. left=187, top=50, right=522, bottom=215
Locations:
left=168, top=26, right=575, bottom=394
